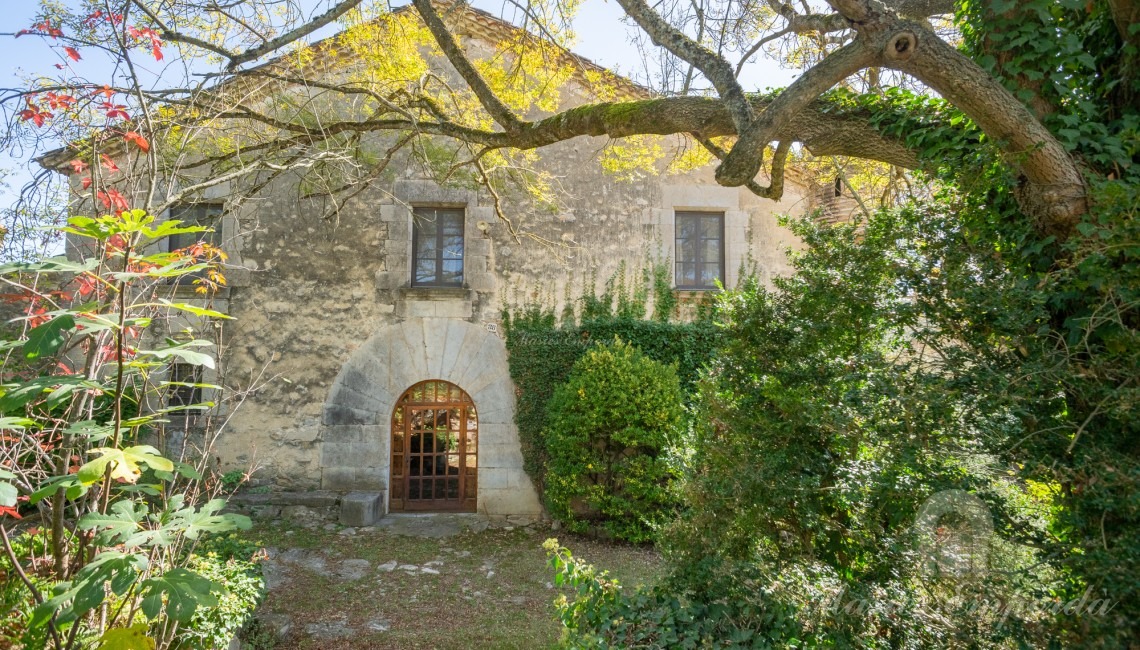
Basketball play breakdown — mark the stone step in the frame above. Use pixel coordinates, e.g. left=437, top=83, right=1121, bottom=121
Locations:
left=229, top=490, right=341, bottom=508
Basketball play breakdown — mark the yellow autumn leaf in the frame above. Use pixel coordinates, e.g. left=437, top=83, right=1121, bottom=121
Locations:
left=97, top=623, right=155, bottom=650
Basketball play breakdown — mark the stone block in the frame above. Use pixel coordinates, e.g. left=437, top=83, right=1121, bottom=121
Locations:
left=321, top=466, right=356, bottom=490
left=321, top=442, right=385, bottom=468
left=506, top=514, right=536, bottom=526
left=467, top=238, right=491, bottom=256
left=475, top=404, right=514, bottom=426
left=466, top=266, right=496, bottom=293
left=281, top=491, right=341, bottom=508
left=339, top=491, right=383, bottom=526
left=350, top=467, right=388, bottom=491
left=479, top=489, right=544, bottom=516
left=480, top=441, right=523, bottom=468
left=379, top=204, right=401, bottom=222
left=479, top=467, right=513, bottom=489
left=322, top=403, right=377, bottom=426
left=322, top=424, right=362, bottom=444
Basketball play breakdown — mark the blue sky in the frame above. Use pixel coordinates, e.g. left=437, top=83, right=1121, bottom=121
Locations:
left=0, top=0, right=797, bottom=211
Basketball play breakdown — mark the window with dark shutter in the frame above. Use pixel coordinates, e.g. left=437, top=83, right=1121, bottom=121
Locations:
left=675, top=211, right=724, bottom=290
left=167, top=203, right=223, bottom=284
left=412, top=207, right=464, bottom=287
left=167, top=362, right=203, bottom=422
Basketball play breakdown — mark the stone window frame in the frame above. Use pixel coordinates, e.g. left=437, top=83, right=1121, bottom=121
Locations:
left=653, top=185, right=748, bottom=291
left=674, top=210, right=726, bottom=290
left=153, top=320, right=222, bottom=430
left=386, top=180, right=490, bottom=294
left=156, top=192, right=249, bottom=293
left=410, top=205, right=466, bottom=288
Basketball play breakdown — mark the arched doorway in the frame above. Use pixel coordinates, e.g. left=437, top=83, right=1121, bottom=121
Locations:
left=389, top=380, right=477, bottom=512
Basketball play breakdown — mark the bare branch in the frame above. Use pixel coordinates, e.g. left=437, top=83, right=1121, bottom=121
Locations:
left=412, top=0, right=525, bottom=132
left=130, top=0, right=366, bottom=70
left=225, top=0, right=366, bottom=70
left=718, top=39, right=874, bottom=186
left=614, top=0, right=753, bottom=133
left=129, top=1, right=239, bottom=61
left=736, top=27, right=792, bottom=77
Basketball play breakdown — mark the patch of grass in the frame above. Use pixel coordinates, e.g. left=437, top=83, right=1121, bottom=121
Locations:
left=239, top=521, right=663, bottom=649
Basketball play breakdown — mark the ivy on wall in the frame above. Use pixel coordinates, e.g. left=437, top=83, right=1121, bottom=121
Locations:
left=502, top=263, right=722, bottom=498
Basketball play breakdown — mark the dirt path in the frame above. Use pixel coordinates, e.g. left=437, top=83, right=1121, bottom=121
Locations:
left=237, top=513, right=662, bottom=649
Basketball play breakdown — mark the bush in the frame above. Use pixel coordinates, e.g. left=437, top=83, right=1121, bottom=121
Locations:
left=503, top=261, right=722, bottom=499
left=0, top=210, right=252, bottom=649
left=176, top=538, right=265, bottom=650
left=543, top=339, right=684, bottom=542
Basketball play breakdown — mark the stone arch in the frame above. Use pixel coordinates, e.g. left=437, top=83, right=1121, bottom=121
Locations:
left=318, top=318, right=542, bottom=517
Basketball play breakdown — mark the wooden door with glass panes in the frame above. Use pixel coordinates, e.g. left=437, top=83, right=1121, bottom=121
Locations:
left=389, top=380, right=477, bottom=512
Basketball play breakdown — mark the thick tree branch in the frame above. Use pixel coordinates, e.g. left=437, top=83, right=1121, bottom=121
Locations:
left=144, top=92, right=921, bottom=170
left=698, top=135, right=791, bottom=199
left=413, top=0, right=525, bottom=132
left=884, top=22, right=1087, bottom=234
left=814, top=0, right=1087, bottom=234
left=762, top=0, right=953, bottom=39
left=1107, top=0, right=1140, bottom=40
left=763, top=1, right=850, bottom=35
left=891, top=0, right=956, bottom=19
left=718, top=40, right=874, bottom=186
left=614, top=0, right=754, bottom=133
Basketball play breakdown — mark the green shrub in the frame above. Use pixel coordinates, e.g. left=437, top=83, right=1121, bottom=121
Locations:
left=543, top=339, right=684, bottom=543
left=546, top=538, right=813, bottom=649
left=175, top=534, right=265, bottom=650
left=503, top=308, right=720, bottom=498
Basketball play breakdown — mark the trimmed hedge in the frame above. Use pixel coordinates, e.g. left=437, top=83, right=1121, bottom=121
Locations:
left=503, top=307, right=721, bottom=503
left=544, top=339, right=685, bottom=542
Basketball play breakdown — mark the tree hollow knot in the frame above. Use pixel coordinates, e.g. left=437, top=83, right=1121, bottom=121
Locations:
left=885, top=31, right=917, bottom=61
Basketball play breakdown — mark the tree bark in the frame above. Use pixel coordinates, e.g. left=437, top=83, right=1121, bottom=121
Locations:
left=884, top=22, right=1087, bottom=236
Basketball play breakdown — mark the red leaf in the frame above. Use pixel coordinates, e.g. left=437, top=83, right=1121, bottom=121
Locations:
left=45, top=92, right=75, bottom=109
left=128, top=26, right=163, bottom=61
left=100, top=188, right=130, bottom=213
left=81, top=176, right=93, bottom=190
left=123, top=131, right=150, bottom=152
left=21, top=21, right=63, bottom=39
left=99, top=154, right=119, bottom=174
left=0, top=506, right=21, bottom=520
left=68, top=159, right=89, bottom=174
left=63, top=46, right=81, bottom=62
left=19, top=108, right=48, bottom=128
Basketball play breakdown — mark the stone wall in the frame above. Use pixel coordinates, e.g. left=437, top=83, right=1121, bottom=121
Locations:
left=213, top=133, right=809, bottom=511
left=57, top=10, right=815, bottom=516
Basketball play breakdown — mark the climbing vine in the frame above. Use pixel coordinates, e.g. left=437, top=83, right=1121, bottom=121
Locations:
left=503, top=263, right=721, bottom=500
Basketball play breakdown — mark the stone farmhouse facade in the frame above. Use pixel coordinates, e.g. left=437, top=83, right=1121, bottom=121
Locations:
left=63, top=4, right=830, bottom=521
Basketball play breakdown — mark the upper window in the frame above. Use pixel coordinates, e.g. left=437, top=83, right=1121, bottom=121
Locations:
left=168, top=203, right=223, bottom=251
left=167, top=362, right=203, bottom=422
left=168, top=203, right=223, bottom=286
left=675, top=211, right=724, bottom=290
left=412, top=207, right=464, bottom=287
